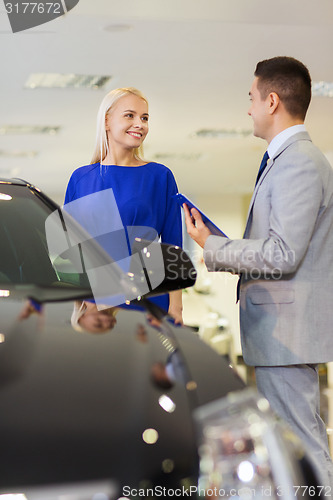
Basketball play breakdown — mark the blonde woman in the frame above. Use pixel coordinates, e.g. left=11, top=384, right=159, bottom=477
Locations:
left=71, top=301, right=118, bottom=334
left=65, top=88, right=183, bottom=323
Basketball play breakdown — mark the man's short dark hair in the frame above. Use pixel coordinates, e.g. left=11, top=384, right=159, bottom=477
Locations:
left=254, top=56, right=311, bottom=120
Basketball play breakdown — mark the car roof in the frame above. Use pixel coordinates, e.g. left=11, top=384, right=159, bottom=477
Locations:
left=0, top=177, right=29, bottom=186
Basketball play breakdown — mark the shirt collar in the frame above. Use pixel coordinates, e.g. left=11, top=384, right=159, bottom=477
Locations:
left=267, top=124, right=306, bottom=159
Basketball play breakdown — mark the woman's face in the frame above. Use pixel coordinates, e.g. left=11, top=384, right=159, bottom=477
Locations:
left=79, top=305, right=118, bottom=333
left=105, top=94, right=149, bottom=152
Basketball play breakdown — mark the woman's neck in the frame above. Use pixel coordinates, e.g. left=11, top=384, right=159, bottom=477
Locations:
left=102, top=148, right=142, bottom=167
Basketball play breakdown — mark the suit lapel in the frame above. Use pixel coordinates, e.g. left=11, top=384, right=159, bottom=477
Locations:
left=243, top=131, right=312, bottom=238
left=243, top=158, right=274, bottom=237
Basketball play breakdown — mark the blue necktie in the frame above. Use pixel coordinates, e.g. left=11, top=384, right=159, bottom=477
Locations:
left=255, top=151, right=269, bottom=185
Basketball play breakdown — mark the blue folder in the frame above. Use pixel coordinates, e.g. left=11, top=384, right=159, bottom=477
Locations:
left=173, top=193, right=228, bottom=238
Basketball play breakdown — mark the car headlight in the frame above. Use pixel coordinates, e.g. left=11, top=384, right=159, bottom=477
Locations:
left=194, top=388, right=309, bottom=499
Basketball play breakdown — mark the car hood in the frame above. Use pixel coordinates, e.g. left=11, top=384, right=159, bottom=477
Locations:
left=0, top=296, right=244, bottom=494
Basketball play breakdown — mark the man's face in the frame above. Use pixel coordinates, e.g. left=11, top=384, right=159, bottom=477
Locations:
left=248, top=77, right=270, bottom=141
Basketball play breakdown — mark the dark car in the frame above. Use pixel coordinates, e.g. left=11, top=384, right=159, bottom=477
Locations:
left=0, top=179, right=320, bottom=499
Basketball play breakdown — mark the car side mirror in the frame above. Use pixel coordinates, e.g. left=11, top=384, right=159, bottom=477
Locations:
left=130, top=238, right=197, bottom=298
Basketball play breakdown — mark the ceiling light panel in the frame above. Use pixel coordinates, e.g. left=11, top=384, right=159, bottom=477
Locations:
left=312, top=81, right=333, bottom=97
left=193, top=128, right=252, bottom=138
left=153, top=153, right=203, bottom=161
left=104, top=23, right=132, bottom=32
left=25, top=73, right=111, bottom=90
left=0, top=125, right=60, bottom=135
left=0, top=150, right=38, bottom=158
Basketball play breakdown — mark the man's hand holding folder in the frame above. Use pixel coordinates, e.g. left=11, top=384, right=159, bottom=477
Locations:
left=183, top=204, right=213, bottom=248
left=173, top=193, right=228, bottom=247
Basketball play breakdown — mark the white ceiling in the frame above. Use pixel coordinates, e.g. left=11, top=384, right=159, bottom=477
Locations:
left=1, top=0, right=333, bottom=203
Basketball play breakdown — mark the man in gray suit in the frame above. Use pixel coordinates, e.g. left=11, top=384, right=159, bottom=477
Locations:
left=184, top=56, right=333, bottom=487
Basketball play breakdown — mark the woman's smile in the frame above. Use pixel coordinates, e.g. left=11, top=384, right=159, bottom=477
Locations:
left=127, top=130, right=143, bottom=138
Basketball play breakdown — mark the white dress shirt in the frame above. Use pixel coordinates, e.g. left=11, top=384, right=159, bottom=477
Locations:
left=268, top=124, right=306, bottom=159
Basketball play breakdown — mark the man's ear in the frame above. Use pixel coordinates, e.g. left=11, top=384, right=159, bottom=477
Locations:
left=267, top=92, right=280, bottom=115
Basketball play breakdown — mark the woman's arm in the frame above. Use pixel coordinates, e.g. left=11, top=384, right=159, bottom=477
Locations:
left=168, top=289, right=183, bottom=325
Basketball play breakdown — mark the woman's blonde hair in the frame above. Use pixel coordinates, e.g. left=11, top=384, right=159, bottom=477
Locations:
left=91, top=87, right=148, bottom=165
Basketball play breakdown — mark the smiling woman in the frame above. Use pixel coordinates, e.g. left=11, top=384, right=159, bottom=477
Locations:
left=64, top=88, right=184, bottom=323
left=90, top=87, right=149, bottom=166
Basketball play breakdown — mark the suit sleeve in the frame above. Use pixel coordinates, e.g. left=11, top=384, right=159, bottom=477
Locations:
left=204, top=150, right=323, bottom=276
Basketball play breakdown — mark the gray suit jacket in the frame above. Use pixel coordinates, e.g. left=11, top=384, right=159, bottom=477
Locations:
left=204, top=132, right=333, bottom=366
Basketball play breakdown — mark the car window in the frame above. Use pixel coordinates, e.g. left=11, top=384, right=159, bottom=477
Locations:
left=0, top=183, right=92, bottom=288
